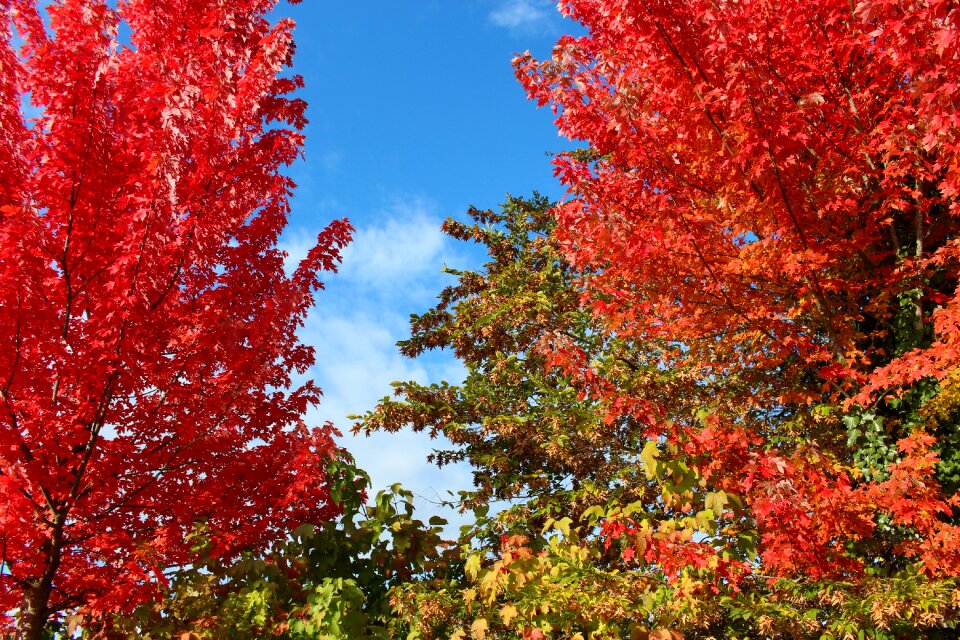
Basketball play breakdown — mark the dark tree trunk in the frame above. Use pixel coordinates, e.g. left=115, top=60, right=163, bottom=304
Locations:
left=17, top=516, right=65, bottom=640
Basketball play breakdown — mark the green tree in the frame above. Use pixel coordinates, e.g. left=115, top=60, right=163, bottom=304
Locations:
left=83, top=457, right=451, bottom=640
left=355, top=196, right=960, bottom=639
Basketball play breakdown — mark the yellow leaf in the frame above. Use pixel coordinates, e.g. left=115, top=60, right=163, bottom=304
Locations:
left=500, top=604, right=519, bottom=625
left=471, top=618, right=489, bottom=640
left=582, top=504, right=605, bottom=524
left=705, top=490, right=728, bottom=514
left=641, top=440, right=660, bottom=479
left=540, top=517, right=555, bottom=535
left=465, top=553, right=482, bottom=581
left=694, top=509, right=714, bottom=530
left=480, top=567, right=501, bottom=599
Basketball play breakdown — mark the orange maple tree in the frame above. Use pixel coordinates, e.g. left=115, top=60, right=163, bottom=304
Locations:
left=0, top=0, right=350, bottom=636
left=515, top=0, right=960, bottom=587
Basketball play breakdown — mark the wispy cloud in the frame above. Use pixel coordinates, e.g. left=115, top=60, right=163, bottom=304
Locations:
left=279, top=226, right=320, bottom=276
left=489, top=0, right=556, bottom=34
left=282, top=197, right=475, bottom=525
left=338, top=198, right=449, bottom=289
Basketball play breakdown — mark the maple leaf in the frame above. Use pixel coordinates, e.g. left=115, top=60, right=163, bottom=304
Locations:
left=515, top=0, right=960, bottom=585
left=471, top=617, right=489, bottom=640
left=358, top=0, right=960, bottom=637
left=0, top=0, right=351, bottom=635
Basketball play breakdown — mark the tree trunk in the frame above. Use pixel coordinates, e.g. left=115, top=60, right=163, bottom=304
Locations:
left=17, top=517, right=65, bottom=640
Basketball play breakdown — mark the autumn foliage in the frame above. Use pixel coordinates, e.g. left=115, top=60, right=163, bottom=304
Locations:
left=0, top=0, right=350, bottom=635
left=356, top=0, right=960, bottom=637
left=7, top=0, right=960, bottom=638
left=516, top=0, right=960, bottom=576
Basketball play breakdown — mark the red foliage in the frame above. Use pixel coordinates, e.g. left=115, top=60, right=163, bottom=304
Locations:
left=0, top=0, right=350, bottom=633
left=519, top=0, right=960, bottom=583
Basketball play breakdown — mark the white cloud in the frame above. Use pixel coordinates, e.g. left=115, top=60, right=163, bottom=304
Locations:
left=337, top=197, right=450, bottom=288
left=489, top=0, right=555, bottom=33
left=279, top=197, right=451, bottom=287
left=289, top=198, right=478, bottom=528
left=302, top=308, right=473, bottom=531
left=306, top=311, right=429, bottom=426
left=279, top=226, right=318, bottom=276
left=318, top=150, right=342, bottom=173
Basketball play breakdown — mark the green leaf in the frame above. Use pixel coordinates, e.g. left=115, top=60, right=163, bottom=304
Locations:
left=582, top=505, right=605, bottom=525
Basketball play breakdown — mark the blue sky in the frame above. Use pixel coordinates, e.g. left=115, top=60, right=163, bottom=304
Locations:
left=272, top=1, right=579, bottom=521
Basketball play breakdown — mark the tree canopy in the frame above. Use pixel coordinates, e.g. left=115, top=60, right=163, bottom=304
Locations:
left=511, top=0, right=960, bottom=587
left=0, top=0, right=350, bottom=635
left=5, top=0, right=960, bottom=638
left=355, top=0, right=960, bottom=633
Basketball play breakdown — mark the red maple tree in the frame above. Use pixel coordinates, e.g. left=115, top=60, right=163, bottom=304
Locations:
left=0, top=0, right=351, bottom=636
left=517, top=0, right=960, bottom=585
